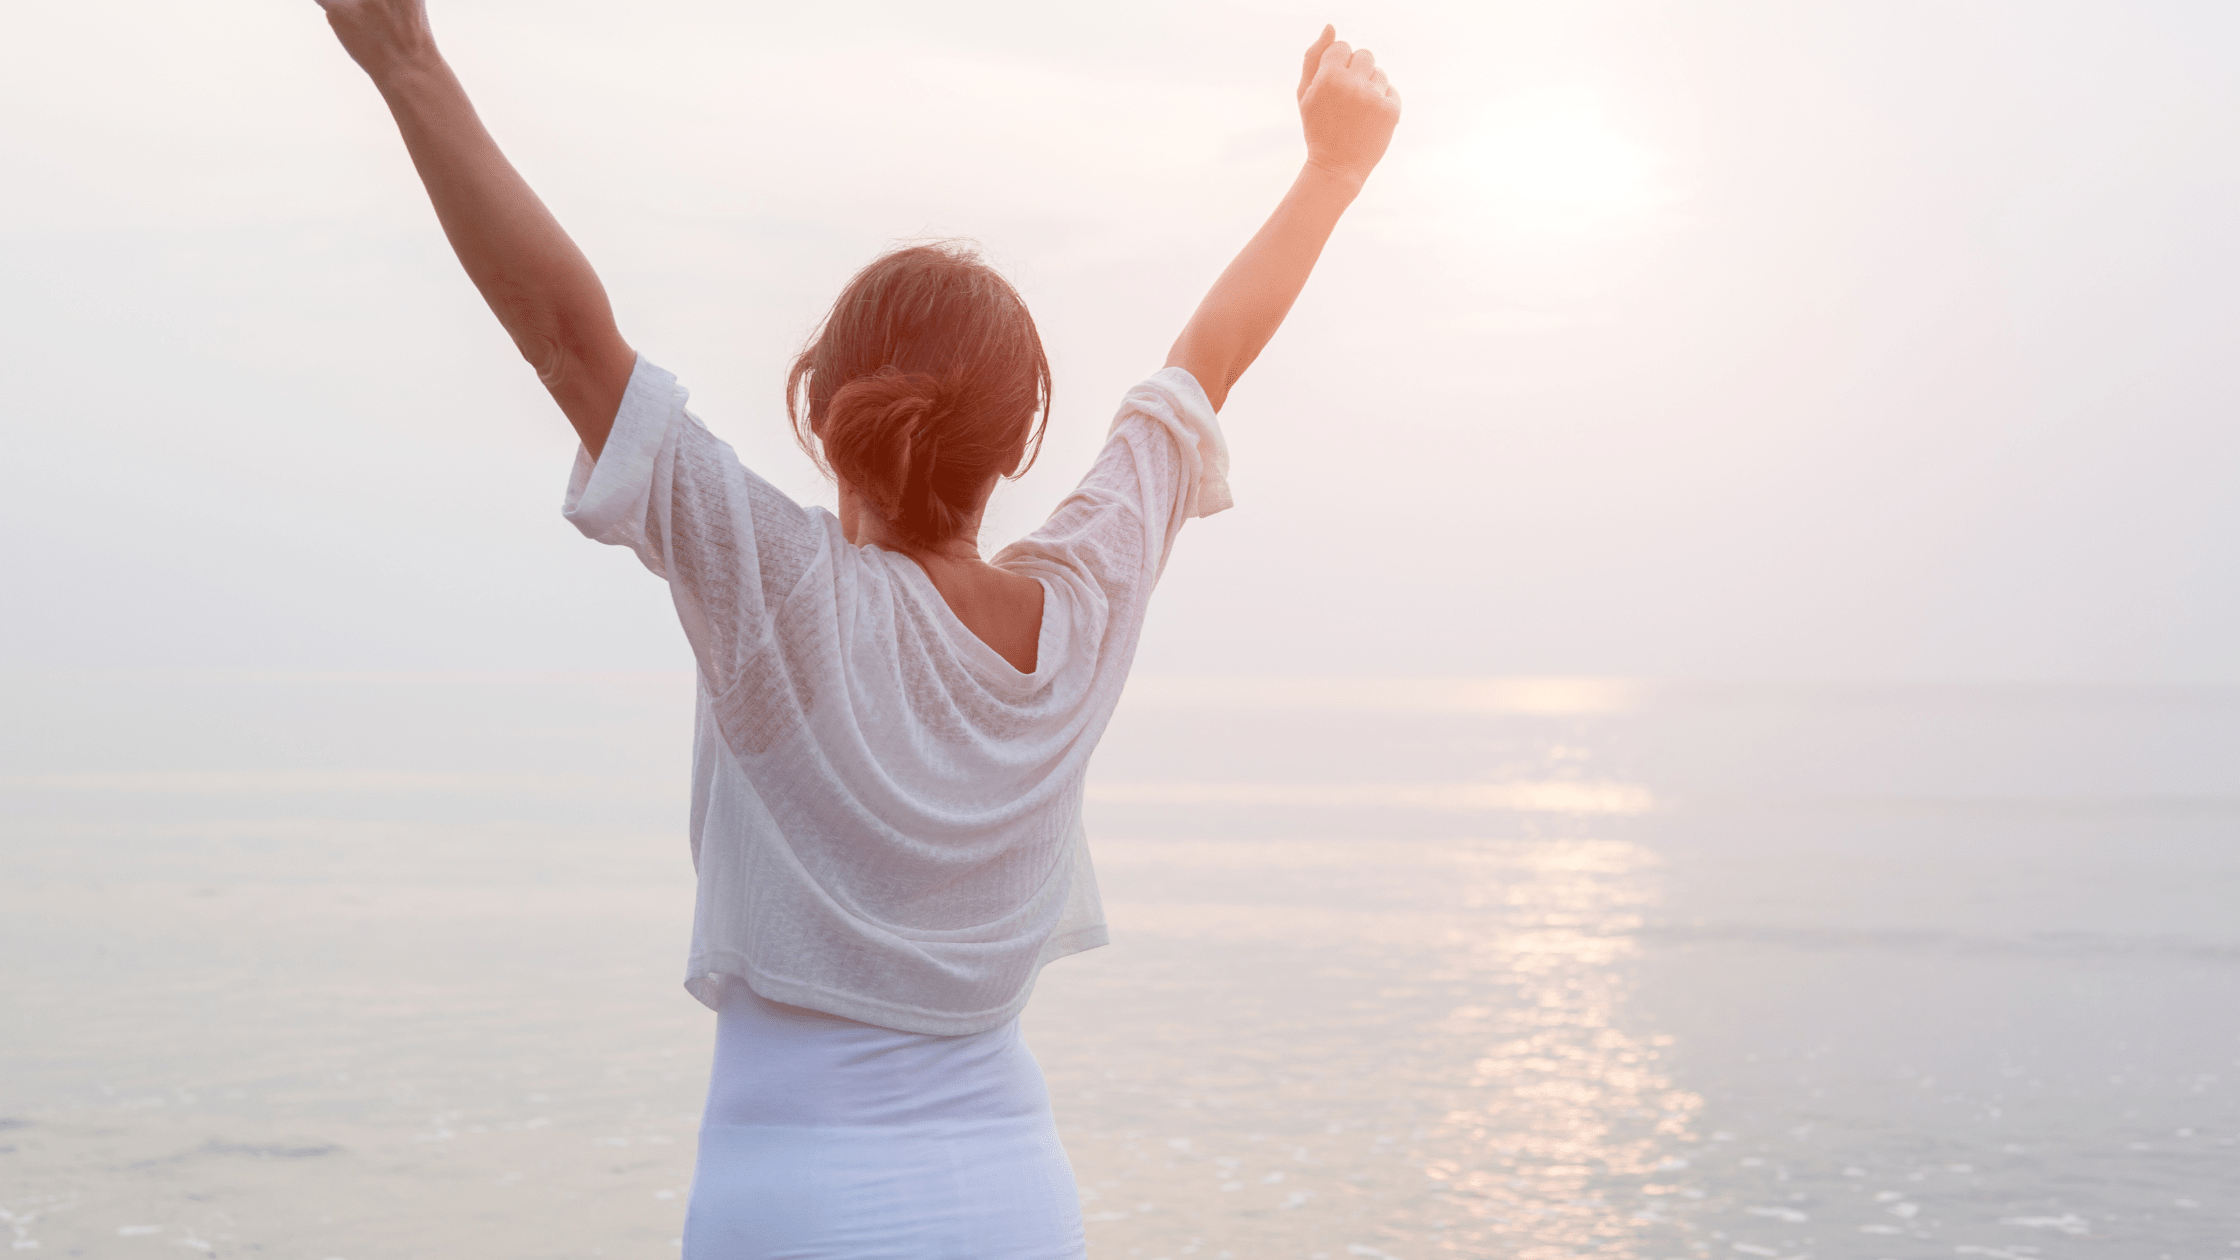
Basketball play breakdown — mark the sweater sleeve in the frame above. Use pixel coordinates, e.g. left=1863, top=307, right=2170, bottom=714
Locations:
left=563, top=356, right=829, bottom=696
left=995, top=367, right=1232, bottom=632
left=1113, top=366, right=1233, bottom=526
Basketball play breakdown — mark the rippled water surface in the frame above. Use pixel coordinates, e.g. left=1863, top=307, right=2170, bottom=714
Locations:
left=2, top=673, right=2235, bottom=1258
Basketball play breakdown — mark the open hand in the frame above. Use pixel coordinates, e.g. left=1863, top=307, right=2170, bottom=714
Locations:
left=314, top=0, right=438, bottom=77
left=1296, top=26, right=1402, bottom=187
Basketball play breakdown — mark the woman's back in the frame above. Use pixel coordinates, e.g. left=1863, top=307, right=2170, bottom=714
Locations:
left=896, top=552, right=1046, bottom=674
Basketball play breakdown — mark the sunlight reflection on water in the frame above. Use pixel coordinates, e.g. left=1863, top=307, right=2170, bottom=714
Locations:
left=1430, top=840, right=1700, bottom=1258
left=1030, top=834, right=1715, bottom=1259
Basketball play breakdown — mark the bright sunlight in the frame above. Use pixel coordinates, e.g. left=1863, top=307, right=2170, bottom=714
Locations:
left=1470, top=89, right=1653, bottom=227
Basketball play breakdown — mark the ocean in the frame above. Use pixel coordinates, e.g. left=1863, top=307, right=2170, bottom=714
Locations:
left=2, top=672, right=2234, bottom=1258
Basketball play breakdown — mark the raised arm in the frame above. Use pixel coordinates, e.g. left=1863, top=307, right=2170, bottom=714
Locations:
left=316, top=0, right=635, bottom=456
left=1166, top=27, right=1401, bottom=411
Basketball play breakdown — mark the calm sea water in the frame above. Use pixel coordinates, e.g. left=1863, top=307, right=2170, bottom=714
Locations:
left=2, top=672, right=2235, bottom=1259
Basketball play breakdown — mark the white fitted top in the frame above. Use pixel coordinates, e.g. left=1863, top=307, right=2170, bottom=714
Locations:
left=564, top=357, right=1230, bottom=1033
left=684, top=978, right=1085, bottom=1258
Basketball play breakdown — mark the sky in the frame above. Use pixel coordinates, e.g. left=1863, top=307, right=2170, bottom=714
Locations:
left=3, top=0, right=2236, bottom=682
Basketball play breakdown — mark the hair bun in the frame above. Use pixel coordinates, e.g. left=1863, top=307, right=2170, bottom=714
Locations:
left=820, top=368, right=971, bottom=542
left=785, top=241, right=1053, bottom=551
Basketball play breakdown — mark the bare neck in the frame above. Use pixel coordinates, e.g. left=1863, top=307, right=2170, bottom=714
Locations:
left=836, top=481, right=990, bottom=565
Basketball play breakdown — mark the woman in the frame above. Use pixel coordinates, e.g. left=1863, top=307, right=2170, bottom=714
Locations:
left=313, top=2, right=1400, bottom=1256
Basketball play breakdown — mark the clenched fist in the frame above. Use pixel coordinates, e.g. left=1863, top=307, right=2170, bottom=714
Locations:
left=1297, top=26, right=1403, bottom=187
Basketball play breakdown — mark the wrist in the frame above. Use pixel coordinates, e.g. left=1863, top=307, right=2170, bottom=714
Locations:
left=367, top=45, right=455, bottom=102
left=1300, top=158, right=1370, bottom=198
left=337, top=16, right=445, bottom=88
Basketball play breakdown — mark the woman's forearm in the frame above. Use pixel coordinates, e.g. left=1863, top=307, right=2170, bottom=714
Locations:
left=330, top=5, right=632, bottom=454
left=1165, top=164, right=1362, bottom=412
left=1163, top=29, right=1399, bottom=413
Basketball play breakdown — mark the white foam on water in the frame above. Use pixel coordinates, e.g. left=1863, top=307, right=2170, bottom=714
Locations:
left=1744, top=1206, right=1807, bottom=1223
left=2000, top=1214, right=2090, bottom=1235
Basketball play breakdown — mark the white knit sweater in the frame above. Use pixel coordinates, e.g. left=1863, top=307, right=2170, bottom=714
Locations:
left=564, top=357, right=1231, bottom=1033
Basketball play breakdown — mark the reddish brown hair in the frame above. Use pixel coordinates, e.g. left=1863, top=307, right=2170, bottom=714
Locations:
left=787, top=242, right=1053, bottom=550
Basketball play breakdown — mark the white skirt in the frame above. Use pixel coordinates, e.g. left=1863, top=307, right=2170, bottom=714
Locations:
left=682, top=979, right=1086, bottom=1260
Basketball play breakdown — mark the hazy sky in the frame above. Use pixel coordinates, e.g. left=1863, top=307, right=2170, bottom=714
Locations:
left=4, top=0, right=2236, bottom=681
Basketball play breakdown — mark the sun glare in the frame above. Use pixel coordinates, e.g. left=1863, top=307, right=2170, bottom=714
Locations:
left=1470, top=91, right=1652, bottom=227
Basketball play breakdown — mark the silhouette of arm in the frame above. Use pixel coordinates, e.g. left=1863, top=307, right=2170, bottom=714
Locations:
left=316, top=0, right=635, bottom=457
left=1165, top=27, right=1402, bottom=412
